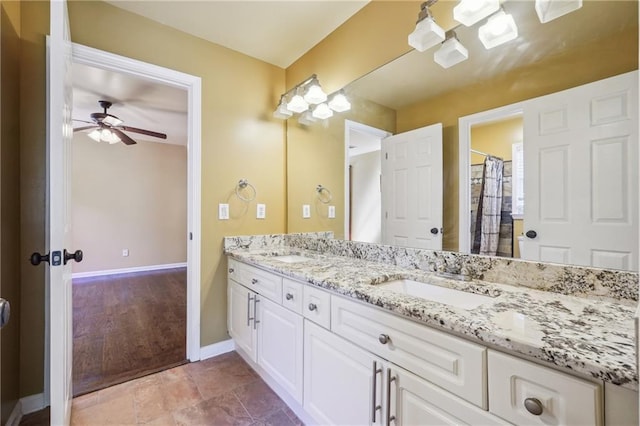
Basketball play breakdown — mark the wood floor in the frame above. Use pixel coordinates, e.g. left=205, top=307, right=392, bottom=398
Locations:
left=72, top=267, right=187, bottom=396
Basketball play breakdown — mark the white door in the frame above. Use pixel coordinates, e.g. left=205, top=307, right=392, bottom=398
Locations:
left=303, top=320, right=384, bottom=425
left=523, top=71, right=638, bottom=270
left=48, top=0, right=74, bottom=424
left=381, top=124, right=443, bottom=249
left=256, top=297, right=303, bottom=403
left=227, top=281, right=257, bottom=361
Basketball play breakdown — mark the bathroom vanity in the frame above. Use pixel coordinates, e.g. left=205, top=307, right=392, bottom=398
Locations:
left=225, top=233, right=638, bottom=425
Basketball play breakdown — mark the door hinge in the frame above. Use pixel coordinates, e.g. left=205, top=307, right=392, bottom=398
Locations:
left=189, top=232, right=193, bottom=241
left=385, top=152, right=388, bottom=160
left=385, top=212, right=388, bottom=219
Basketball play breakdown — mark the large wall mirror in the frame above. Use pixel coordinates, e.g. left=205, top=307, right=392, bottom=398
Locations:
left=286, top=0, right=639, bottom=271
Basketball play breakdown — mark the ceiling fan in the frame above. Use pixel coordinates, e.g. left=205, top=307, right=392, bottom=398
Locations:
left=73, top=100, right=167, bottom=145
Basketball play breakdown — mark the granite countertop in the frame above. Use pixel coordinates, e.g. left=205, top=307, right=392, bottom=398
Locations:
left=226, top=247, right=638, bottom=391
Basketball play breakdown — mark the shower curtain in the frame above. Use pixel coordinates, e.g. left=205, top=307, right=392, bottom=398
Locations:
left=474, top=156, right=504, bottom=256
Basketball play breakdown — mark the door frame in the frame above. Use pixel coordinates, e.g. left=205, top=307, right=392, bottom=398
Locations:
left=458, top=103, right=523, bottom=253
left=343, top=120, right=391, bottom=240
left=45, top=43, right=202, bottom=401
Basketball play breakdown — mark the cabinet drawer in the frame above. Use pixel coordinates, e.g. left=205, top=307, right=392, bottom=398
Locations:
left=243, top=264, right=283, bottom=303
left=302, top=286, right=331, bottom=329
left=331, top=295, right=486, bottom=408
left=282, top=278, right=304, bottom=314
left=488, top=350, right=603, bottom=426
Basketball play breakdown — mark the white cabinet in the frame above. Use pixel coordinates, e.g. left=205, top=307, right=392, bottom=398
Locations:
left=282, top=278, right=304, bottom=314
left=228, top=280, right=258, bottom=362
left=302, top=285, right=331, bottom=329
left=488, top=350, right=603, bottom=425
left=304, top=320, right=384, bottom=425
left=257, top=296, right=304, bottom=403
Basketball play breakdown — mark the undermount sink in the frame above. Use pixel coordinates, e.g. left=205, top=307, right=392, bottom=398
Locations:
left=379, top=279, right=494, bottom=310
left=271, top=255, right=311, bottom=264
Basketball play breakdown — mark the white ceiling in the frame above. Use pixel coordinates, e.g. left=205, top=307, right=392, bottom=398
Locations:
left=104, top=0, right=370, bottom=68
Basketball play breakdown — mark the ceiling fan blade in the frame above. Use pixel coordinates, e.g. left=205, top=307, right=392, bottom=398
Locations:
left=74, top=125, right=98, bottom=132
left=119, top=126, right=167, bottom=140
left=110, top=127, right=137, bottom=146
left=73, top=118, right=94, bottom=124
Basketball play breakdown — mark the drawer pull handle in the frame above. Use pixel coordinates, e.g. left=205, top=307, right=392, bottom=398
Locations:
left=371, top=361, right=382, bottom=422
left=386, top=368, right=397, bottom=424
left=524, top=398, right=544, bottom=416
left=228, top=268, right=234, bottom=273
left=308, top=303, right=318, bottom=311
left=286, top=293, right=294, bottom=300
left=378, top=334, right=390, bottom=345
left=251, top=278, right=258, bottom=284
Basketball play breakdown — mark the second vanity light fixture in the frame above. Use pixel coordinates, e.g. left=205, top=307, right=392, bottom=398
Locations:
left=273, top=74, right=351, bottom=123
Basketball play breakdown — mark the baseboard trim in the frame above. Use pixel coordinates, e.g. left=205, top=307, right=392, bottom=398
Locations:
left=72, top=262, right=187, bottom=279
left=199, top=339, right=235, bottom=360
left=6, top=400, right=22, bottom=426
left=7, top=392, right=47, bottom=425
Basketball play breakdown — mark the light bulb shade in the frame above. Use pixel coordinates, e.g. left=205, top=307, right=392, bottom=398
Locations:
left=298, top=110, right=317, bottom=126
left=408, top=17, right=445, bottom=52
left=328, top=92, right=351, bottom=112
left=478, top=10, right=518, bottom=49
left=88, top=129, right=101, bottom=142
left=434, top=37, right=469, bottom=69
left=103, top=115, right=124, bottom=127
left=535, top=0, right=582, bottom=23
left=273, top=97, right=293, bottom=119
left=303, top=82, right=327, bottom=104
left=453, top=0, right=500, bottom=26
left=287, top=94, right=309, bottom=113
left=107, top=131, right=121, bottom=144
left=311, top=103, right=333, bottom=120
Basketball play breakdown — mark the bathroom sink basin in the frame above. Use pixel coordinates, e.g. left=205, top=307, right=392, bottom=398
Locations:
left=379, top=279, right=493, bottom=309
left=271, top=255, right=311, bottom=264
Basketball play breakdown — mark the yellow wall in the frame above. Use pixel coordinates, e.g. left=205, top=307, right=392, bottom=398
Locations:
left=1, top=0, right=22, bottom=418
left=396, top=28, right=638, bottom=252
left=470, top=116, right=523, bottom=164
left=287, top=96, right=395, bottom=238
left=513, top=219, right=524, bottom=258
left=72, top=136, right=187, bottom=273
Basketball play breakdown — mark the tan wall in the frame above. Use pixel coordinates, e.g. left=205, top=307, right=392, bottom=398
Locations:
left=513, top=219, right=524, bottom=258
left=72, top=136, right=187, bottom=273
left=19, top=0, right=48, bottom=398
left=1, top=0, right=22, bottom=418
left=287, top=96, right=395, bottom=238
left=470, top=117, right=523, bottom=164
left=396, top=28, right=638, bottom=252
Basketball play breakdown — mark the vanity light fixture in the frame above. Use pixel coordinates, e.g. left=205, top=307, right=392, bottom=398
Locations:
left=287, top=86, right=309, bottom=113
left=303, top=76, right=327, bottom=105
left=453, top=0, right=500, bottom=27
left=312, top=103, right=333, bottom=120
left=535, top=0, right=582, bottom=23
left=328, top=90, right=351, bottom=112
left=478, top=9, right=518, bottom=49
left=298, top=110, right=317, bottom=126
left=408, top=0, right=445, bottom=52
left=434, top=31, right=469, bottom=69
left=273, top=95, right=293, bottom=119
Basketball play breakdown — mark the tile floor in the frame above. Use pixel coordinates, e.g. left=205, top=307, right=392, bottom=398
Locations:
left=69, top=351, right=302, bottom=425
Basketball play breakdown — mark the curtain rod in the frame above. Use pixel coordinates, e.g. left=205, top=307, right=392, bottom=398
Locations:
left=471, top=149, right=490, bottom=156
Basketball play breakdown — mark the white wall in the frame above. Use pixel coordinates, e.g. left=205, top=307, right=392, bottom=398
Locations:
left=350, top=150, right=381, bottom=243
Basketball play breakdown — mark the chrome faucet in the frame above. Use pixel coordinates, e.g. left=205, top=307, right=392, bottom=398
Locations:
left=431, top=257, right=471, bottom=281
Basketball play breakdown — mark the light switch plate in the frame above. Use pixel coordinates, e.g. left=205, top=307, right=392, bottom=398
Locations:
left=302, top=204, right=311, bottom=218
left=257, top=203, right=266, bottom=219
left=218, top=203, right=229, bottom=220
left=328, top=205, right=336, bottom=219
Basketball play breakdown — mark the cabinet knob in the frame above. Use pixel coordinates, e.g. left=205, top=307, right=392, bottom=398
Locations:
left=228, top=268, right=234, bottom=273
left=308, top=303, right=317, bottom=311
left=378, top=334, right=390, bottom=345
left=286, top=293, right=294, bottom=300
left=524, top=398, right=544, bottom=416
left=251, top=278, right=258, bottom=284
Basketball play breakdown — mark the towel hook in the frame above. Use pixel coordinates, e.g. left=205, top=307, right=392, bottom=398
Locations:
left=236, top=179, right=256, bottom=202
left=316, top=184, right=332, bottom=204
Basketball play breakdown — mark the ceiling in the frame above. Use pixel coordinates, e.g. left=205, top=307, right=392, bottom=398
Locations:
left=348, top=0, right=639, bottom=110
left=104, top=0, right=370, bottom=68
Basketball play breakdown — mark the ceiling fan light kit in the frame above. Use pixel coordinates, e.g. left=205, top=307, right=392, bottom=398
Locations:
left=73, top=100, right=168, bottom=146
left=273, top=74, right=351, bottom=122
left=410, top=0, right=582, bottom=67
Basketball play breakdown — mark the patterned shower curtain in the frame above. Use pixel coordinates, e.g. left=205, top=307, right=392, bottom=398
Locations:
left=474, top=156, right=504, bottom=256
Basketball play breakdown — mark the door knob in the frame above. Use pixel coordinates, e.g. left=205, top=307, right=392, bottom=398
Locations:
left=64, top=249, right=83, bottom=265
left=430, top=228, right=439, bottom=235
left=0, top=298, right=10, bottom=329
left=30, top=252, right=50, bottom=266
left=525, top=230, right=537, bottom=239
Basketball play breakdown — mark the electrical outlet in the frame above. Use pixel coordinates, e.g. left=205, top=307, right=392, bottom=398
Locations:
left=328, top=205, right=336, bottom=219
left=218, top=203, right=229, bottom=220
left=302, top=204, right=311, bottom=218
left=257, top=203, right=266, bottom=219
left=122, top=249, right=129, bottom=257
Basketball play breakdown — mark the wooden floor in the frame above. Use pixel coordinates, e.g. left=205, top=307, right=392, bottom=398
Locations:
left=72, top=267, right=187, bottom=396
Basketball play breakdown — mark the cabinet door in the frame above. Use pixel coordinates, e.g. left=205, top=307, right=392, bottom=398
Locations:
left=257, top=297, right=304, bottom=403
left=388, top=366, right=508, bottom=426
left=304, top=321, right=384, bottom=425
left=227, top=281, right=257, bottom=362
